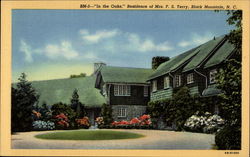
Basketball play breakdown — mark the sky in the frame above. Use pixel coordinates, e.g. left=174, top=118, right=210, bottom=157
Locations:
left=12, top=10, right=234, bottom=82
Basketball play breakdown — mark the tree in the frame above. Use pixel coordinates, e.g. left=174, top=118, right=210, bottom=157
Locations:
left=152, top=56, right=170, bottom=69
left=11, top=73, right=39, bottom=132
left=70, top=89, right=85, bottom=118
left=101, top=103, right=113, bottom=126
left=168, top=87, right=195, bottom=130
left=215, top=10, right=242, bottom=150
left=70, top=73, right=86, bottom=78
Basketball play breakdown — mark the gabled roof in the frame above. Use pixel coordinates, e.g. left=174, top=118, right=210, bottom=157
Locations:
left=182, top=35, right=226, bottom=72
left=99, top=66, right=153, bottom=84
left=147, top=46, right=200, bottom=80
left=204, top=40, right=235, bottom=68
left=15, top=76, right=106, bottom=108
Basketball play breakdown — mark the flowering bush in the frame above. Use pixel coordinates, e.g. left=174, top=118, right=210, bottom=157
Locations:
left=95, top=117, right=104, bottom=126
left=76, top=116, right=90, bottom=129
left=110, top=115, right=152, bottom=129
left=184, top=112, right=225, bottom=133
left=32, top=110, right=42, bottom=120
left=53, top=113, right=69, bottom=129
left=32, top=120, right=55, bottom=130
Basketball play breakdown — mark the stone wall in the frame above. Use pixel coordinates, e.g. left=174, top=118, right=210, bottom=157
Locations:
left=112, top=105, right=147, bottom=121
left=150, top=88, right=173, bottom=101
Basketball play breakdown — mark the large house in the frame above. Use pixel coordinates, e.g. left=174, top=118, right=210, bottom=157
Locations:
left=147, top=35, right=236, bottom=114
left=95, top=65, right=153, bottom=121
left=95, top=35, right=236, bottom=119
left=14, top=34, right=236, bottom=125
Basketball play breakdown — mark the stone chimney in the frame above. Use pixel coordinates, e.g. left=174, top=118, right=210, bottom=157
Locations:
left=93, top=62, right=106, bottom=75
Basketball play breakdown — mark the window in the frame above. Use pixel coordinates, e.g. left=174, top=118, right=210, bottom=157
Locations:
left=187, top=73, right=194, bottom=84
left=114, top=85, right=131, bottom=96
left=210, top=69, right=217, bottom=84
left=118, top=108, right=127, bottom=117
left=175, top=75, right=181, bottom=87
left=152, top=80, right=157, bottom=92
left=164, top=76, right=170, bottom=89
left=144, top=86, right=148, bottom=97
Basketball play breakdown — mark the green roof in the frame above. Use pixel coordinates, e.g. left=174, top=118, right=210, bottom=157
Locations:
left=147, top=46, right=200, bottom=80
left=101, top=66, right=153, bottom=84
left=183, top=35, right=225, bottom=72
left=204, top=40, right=235, bottom=68
left=202, top=85, right=222, bottom=97
left=20, top=76, right=106, bottom=108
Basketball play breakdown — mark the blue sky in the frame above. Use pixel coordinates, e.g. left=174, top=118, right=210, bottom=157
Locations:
left=12, top=10, right=233, bottom=82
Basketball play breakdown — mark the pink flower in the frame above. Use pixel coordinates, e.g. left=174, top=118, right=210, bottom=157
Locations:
left=130, top=118, right=141, bottom=124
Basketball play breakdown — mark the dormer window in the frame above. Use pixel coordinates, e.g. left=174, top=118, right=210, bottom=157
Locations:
left=164, top=76, right=170, bottom=89
left=209, top=69, right=217, bottom=84
left=175, top=75, right=181, bottom=87
left=187, top=73, right=194, bottom=84
left=152, top=80, right=157, bottom=92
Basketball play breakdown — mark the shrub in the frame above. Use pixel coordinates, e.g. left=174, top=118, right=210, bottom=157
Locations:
left=53, top=113, right=70, bottom=129
left=51, top=102, right=76, bottom=128
left=110, top=115, right=152, bottom=129
left=184, top=112, right=225, bottom=133
left=32, top=120, right=55, bottom=131
left=215, top=125, right=241, bottom=150
left=95, top=117, right=104, bottom=128
left=76, top=116, right=90, bottom=129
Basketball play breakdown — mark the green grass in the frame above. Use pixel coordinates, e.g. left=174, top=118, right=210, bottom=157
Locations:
left=35, top=130, right=145, bottom=140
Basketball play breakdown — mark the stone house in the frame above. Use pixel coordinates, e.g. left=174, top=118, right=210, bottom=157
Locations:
left=95, top=65, right=153, bottom=121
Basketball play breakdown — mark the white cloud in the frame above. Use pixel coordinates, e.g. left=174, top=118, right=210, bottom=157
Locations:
left=79, top=29, right=173, bottom=53
left=44, top=41, right=79, bottom=60
left=178, top=32, right=214, bottom=48
left=80, top=29, right=120, bottom=44
left=19, top=40, right=33, bottom=62
left=127, top=33, right=173, bottom=52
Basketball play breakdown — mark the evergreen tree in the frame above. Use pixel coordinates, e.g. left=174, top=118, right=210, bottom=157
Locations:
left=70, top=89, right=85, bottom=118
left=101, top=103, right=113, bottom=126
left=168, top=87, right=195, bottom=130
left=11, top=73, right=39, bottom=132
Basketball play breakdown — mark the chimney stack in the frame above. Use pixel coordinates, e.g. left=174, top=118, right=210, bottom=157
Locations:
left=93, top=62, right=106, bottom=75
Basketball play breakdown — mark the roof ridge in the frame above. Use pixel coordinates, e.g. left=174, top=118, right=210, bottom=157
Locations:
left=104, top=65, right=152, bottom=70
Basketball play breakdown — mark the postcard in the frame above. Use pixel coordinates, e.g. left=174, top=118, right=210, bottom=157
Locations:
left=1, top=0, right=249, bottom=156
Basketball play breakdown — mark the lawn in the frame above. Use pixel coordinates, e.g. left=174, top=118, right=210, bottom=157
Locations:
left=35, top=130, right=145, bottom=140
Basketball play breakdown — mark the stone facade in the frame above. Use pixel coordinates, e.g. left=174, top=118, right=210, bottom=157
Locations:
left=150, top=88, right=173, bottom=101
left=112, top=105, right=147, bottom=121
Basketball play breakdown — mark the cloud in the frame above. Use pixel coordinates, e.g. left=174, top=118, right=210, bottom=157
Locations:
left=44, top=41, right=79, bottom=60
left=127, top=33, right=173, bottom=52
left=80, top=29, right=120, bottom=44
left=178, top=32, right=214, bottom=48
left=19, top=40, right=33, bottom=62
